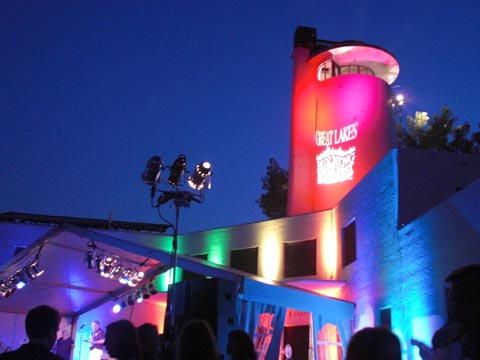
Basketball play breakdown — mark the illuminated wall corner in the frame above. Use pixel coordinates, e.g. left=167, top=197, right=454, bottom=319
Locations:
left=258, top=226, right=283, bottom=281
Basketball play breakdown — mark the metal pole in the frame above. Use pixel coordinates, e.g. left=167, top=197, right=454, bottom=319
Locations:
left=168, top=200, right=180, bottom=334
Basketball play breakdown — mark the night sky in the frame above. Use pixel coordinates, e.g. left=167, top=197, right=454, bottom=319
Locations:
left=1, top=1, right=479, bottom=233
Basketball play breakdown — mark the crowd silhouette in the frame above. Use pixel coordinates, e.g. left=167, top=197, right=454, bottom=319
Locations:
left=2, top=263, right=478, bottom=360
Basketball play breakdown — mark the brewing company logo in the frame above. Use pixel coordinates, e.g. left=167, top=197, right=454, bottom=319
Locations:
left=315, top=122, right=358, bottom=184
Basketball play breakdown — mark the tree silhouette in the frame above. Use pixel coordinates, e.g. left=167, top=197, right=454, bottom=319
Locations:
left=396, top=106, right=480, bottom=154
left=256, top=158, right=288, bottom=219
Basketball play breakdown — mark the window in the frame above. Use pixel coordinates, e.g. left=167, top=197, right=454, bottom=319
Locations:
left=230, top=247, right=258, bottom=275
left=284, top=239, right=316, bottom=277
left=342, top=220, right=356, bottom=267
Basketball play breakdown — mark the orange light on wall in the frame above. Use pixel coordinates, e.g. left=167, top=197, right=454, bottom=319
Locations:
left=259, top=229, right=282, bottom=281
left=318, top=211, right=339, bottom=280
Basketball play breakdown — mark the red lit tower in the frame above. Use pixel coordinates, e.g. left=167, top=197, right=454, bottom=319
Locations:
left=288, top=26, right=400, bottom=215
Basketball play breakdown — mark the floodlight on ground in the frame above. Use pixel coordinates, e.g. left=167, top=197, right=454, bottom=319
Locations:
left=187, top=161, right=212, bottom=190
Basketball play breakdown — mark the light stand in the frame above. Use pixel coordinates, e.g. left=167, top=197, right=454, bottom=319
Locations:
left=141, top=155, right=212, bottom=344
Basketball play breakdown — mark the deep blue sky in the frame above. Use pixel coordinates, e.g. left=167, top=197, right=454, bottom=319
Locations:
left=1, top=1, right=479, bottom=233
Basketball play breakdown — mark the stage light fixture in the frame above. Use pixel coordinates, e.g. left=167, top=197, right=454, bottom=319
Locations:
left=0, top=281, right=13, bottom=298
left=119, top=268, right=133, bottom=284
left=12, top=272, right=28, bottom=290
left=187, top=161, right=212, bottom=190
left=127, top=270, right=144, bottom=287
left=109, top=264, right=123, bottom=280
left=127, top=295, right=134, bottom=306
left=112, top=303, right=121, bottom=313
left=100, top=255, right=118, bottom=278
left=94, top=254, right=103, bottom=273
left=135, top=291, right=144, bottom=304
left=25, top=261, right=44, bottom=279
left=146, top=282, right=157, bottom=295
left=85, top=251, right=95, bottom=269
left=141, top=286, right=150, bottom=300
left=141, top=156, right=163, bottom=185
left=168, top=154, right=187, bottom=186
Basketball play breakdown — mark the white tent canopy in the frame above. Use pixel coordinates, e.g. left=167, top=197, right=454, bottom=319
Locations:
left=0, top=213, right=354, bottom=360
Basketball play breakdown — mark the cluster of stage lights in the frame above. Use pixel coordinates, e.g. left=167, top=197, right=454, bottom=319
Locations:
left=85, top=251, right=145, bottom=287
left=142, top=154, right=212, bottom=191
left=0, top=260, right=44, bottom=298
left=112, top=282, right=158, bottom=313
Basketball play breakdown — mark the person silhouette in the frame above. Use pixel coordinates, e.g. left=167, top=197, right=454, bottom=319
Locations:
left=55, top=329, right=74, bottom=360
left=227, top=329, right=256, bottom=360
left=104, top=319, right=140, bottom=360
left=412, top=264, right=480, bottom=359
left=0, top=305, right=63, bottom=360
left=346, top=327, right=401, bottom=360
left=175, top=319, right=219, bottom=360
left=137, top=323, right=162, bottom=360
left=84, top=320, right=105, bottom=360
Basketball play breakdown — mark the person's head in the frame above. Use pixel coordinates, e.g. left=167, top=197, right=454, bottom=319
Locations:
left=92, top=320, right=101, bottom=332
left=25, top=305, right=61, bottom=350
left=105, top=319, right=139, bottom=360
left=137, top=323, right=160, bottom=358
left=346, top=327, right=401, bottom=360
left=175, top=319, right=219, bottom=360
left=61, top=329, right=70, bottom=339
left=446, top=263, right=480, bottom=326
left=227, top=329, right=256, bottom=360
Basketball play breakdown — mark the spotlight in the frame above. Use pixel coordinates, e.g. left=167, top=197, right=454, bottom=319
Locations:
left=25, top=261, right=44, bottom=279
left=100, top=256, right=118, bottom=278
left=0, top=281, right=13, bottom=298
left=187, top=161, right=212, bottom=190
left=146, top=282, right=157, bottom=295
left=141, top=286, right=150, bottom=300
left=168, top=154, right=187, bottom=186
left=12, top=272, right=28, bottom=290
left=119, top=268, right=133, bottom=285
left=85, top=251, right=95, bottom=269
left=94, top=254, right=103, bottom=273
left=127, top=270, right=144, bottom=287
left=127, top=295, right=134, bottom=306
left=135, top=291, right=144, bottom=304
left=141, top=156, right=163, bottom=185
left=109, top=264, right=123, bottom=280
left=112, top=303, right=121, bottom=314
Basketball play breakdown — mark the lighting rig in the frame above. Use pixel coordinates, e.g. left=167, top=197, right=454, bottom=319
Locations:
left=112, top=281, right=159, bottom=313
left=141, top=154, right=213, bottom=335
left=84, top=240, right=147, bottom=287
left=0, top=248, right=45, bottom=298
